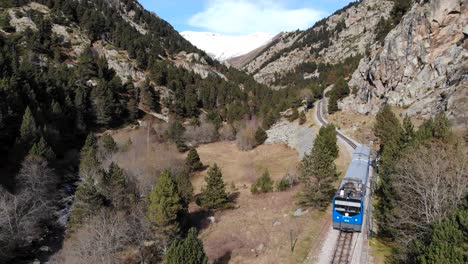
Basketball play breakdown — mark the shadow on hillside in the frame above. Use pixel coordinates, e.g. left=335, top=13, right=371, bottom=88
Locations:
left=214, top=250, right=232, bottom=264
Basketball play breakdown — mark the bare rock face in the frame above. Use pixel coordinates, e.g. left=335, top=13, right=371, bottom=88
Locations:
left=343, top=0, right=467, bottom=128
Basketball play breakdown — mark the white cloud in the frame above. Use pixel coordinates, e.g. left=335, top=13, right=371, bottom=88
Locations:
left=188, top=0, right=326, bottom=35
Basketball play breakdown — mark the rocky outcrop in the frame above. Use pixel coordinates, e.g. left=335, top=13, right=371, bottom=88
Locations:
left=342, top=0, right=467, bottom=128
left=235, top=0, right=393, bottom=85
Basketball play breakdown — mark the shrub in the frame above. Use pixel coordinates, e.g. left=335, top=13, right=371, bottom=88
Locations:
left=251, top=170, right=274, bottom=194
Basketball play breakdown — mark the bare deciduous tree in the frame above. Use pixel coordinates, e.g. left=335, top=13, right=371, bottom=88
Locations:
left=236, top=120, right=259, bottom=151
left=16, top=156, right=57, bottom=198
left=54, top=210, right=131, bottom=264
left=184, top=121, right=217, bottom=146
left=391, top=141, right=467, bottom=244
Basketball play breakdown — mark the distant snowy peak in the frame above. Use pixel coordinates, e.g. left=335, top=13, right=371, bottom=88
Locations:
left=180, top=31, right=274, bottom=61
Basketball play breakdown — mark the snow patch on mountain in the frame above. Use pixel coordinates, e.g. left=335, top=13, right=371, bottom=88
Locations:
left=180, top=31, right=274, bottom=61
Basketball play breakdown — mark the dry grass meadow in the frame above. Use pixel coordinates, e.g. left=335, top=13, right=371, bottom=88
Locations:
left=190, top=137, right=351, bottom=263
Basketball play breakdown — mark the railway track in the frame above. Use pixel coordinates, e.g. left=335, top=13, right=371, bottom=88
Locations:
left=331, top=231, right=354, bottom=264
left=316, top=100, right=358, bottom=149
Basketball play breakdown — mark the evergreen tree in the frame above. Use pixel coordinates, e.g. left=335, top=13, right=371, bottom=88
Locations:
left=76, top=46, right=97, bottom=81
left=432, top=113, right=451, bottom=140
left=184, top=85, right=199, bottom=117
left=147, top=170, right=183, bottom=234
left=165, top=228, right=208, bottom=264
left=20, top=106, right=38, bottom=142
left=373, top=105, right=403, bottom=238
left=251, top=169, right=274, bottom=194
left=69, top=175, right=104, bottom=230
left=186, top=148, right=203, bottom=171
left=374, top=105, right=402, bottom=146
left=175, top=170, right=194, bottom=207
left=401, top=115, right=415, bottom=147
left=198, top=164, right=230, bottom=210
left=104, top=162, right=131, bottom=209
left=139, top=82, right=159, bottom=112
left=29, top=136, right=55, bottom=161
left=79, top=133, right=100, bottom=178
left=410, top=206, right=467, bottom=264
left=298, top=124, right=338, bottom=207
left=91, top=80, right=115, bottom=126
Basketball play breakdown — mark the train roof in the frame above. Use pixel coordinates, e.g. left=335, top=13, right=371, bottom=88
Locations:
left=344, top=145, right=370, bottom=182
left=336, top=145, right=370, bottom=200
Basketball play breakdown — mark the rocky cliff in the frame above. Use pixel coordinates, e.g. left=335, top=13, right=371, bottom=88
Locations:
left=233, top=0, right=393, bottom=86
left=342, top=0, right=467, bottom=129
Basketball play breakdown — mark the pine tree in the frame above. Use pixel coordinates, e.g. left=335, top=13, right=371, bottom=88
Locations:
left=184, top=85, right=199, bottom=117
left=298, top=124, right=338, bottom=207
left=251, top=169, right=274, bottom=194
left=165, top=228, right=208, bottom=264
left=401, top=115, right=415, bottom=147
left=69, top=175, right=103, bottom=230
left=411, top=207, right=467, bottom=264
left=186, top=148, right=203, bottom=171
left=373, top=105, right=403, bottom=238
left=432, top=113, right=451, bottom=140
left=79, top=133, right=100, bottom=178
left=20, top=106, right=38, bottom=142
left=147, top=170, right=183, bottom=234
left=104, top=162, right=131, bottom=209
left=176, top=170, right=194, bottom=207
left=373, top=105, right=402, bottom=146
left=29, top=137, right=55, bottom=161
left=198, top=164, right=230, bottom=210
left=91, top=80, right=115, bottom=126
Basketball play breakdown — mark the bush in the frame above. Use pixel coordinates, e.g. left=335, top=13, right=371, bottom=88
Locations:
left=255, top=128, right=267, bottom=145
left=251, top=170, right=274, bottom=194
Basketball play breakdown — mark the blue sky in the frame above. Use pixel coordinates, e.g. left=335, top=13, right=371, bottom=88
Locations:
left=139, top=0, right=355, bottom=35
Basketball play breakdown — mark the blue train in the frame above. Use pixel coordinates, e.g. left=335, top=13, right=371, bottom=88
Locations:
left=332, top=145, right=370, bottom=232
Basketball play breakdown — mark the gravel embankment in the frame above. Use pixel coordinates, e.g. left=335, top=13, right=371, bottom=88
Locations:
left=265, top=120, right=315, bottom=158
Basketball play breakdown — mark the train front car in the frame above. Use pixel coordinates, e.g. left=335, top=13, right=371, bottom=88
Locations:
left=332, top=146, right=370, bottom=232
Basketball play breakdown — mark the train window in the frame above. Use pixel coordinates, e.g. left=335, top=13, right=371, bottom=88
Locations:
left=334, top=199, right=361, bottom=216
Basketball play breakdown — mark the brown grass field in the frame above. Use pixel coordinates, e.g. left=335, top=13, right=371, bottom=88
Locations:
left=190, top=137, right=351, bottom=263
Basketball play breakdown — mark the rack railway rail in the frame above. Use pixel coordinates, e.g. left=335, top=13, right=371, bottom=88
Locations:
left=316, top=100, right=357, bottom=149
left=331, top=231, right=354, bottom=264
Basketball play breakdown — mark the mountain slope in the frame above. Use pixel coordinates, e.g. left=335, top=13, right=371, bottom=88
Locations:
left=180, top=31, right=274, bottom=61
left=231, top=0, right=394, bottom=86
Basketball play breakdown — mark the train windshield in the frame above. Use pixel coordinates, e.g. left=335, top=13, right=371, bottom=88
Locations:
left=334, top=198, right=361, bottom=216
